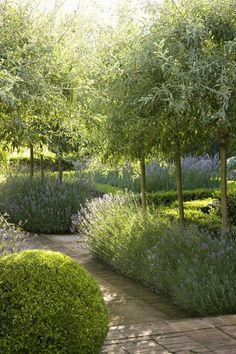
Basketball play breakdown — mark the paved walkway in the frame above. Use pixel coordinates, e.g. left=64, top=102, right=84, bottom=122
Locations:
left=103, top=316, right=236, bottom=353
left=25, top=234, right=236, bottom=353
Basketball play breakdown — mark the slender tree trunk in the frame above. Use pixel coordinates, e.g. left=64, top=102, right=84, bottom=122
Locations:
left=140, top=156, right=147, bottom=214
left=58, top=152, right=63, bottom=184
left=40, top=143, right=44, bottom=180
left=175, top=152, right=184, bottom=224
left=220, top=132, right=229, bottom=236
left=29, top=143, right=34, bottom=179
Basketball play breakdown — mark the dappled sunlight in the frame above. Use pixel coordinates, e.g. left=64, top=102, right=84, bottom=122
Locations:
left=1, top=0, right=236, bottom=352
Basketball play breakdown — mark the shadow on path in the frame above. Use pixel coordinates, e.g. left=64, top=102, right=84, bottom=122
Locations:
left=26, top=233, right=187, bottom=326
left=25, top=234, right=236, bottom=353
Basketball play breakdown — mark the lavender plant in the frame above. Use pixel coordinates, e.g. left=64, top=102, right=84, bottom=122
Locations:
left=89, top=155, right=220, bottom=192
left=146, top=155, right=220, bottom=191
left=71, top=193, right=147, bottom=274
left=0, top=215, right=27, bottom=256
left=181, top=155, right=220, bottom=190
left=171, top=236, right=236, bottom=315
left=0, top=176, right=95, bottom=234
left=72, top=194, right=236, bottom=316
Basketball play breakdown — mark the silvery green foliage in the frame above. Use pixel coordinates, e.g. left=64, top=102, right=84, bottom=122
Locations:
left=91, top=155, right=220, bottom=192
left=147, top=155, right=220, bottom=191
left=72, top=195, right=236, bottom=316
left=71, top=193, right=134, bottom=238
left=0, top=176, right=93, bottom=234
left=0, top=216, right=27, bottom=256
left=227, top=156, right=236, bottom=170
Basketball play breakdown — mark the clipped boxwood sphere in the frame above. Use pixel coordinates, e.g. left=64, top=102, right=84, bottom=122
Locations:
left=0, top=250, right=108, bottom=353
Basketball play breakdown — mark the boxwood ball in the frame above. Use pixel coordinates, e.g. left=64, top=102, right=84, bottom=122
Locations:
left=0, top=250, right=108, bottom=353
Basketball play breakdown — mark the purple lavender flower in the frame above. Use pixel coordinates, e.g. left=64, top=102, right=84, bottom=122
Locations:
left=201, top=242, right=208, bottom=249
left=0, top=215, right=27, bottom=256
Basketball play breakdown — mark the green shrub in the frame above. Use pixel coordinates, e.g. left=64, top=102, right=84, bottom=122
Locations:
left=183, top=198, right=213, bottom=210
left=72, top=194, right=236, bottom=316
left=159, top=199, right=221, bottom=235
left=92, top=184, right=217, bottom=207
left=198, top=189, right=236, bottom=227
left=227, top=191, right=236, bottom=225
left=147, top=188, right=216, bottom=206
left=0, top=250, right=108, bottom=353
left=0, top=176, right=95, bottom=233
left=94, top=183, right=122, bottom=194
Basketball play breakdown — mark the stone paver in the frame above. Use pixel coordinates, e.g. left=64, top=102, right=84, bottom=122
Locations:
left=25, top=234, right=236, bottom=354
left=102, top=322, right=236, bottom=353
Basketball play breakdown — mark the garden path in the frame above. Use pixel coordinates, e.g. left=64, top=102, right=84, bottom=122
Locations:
left=25, top=234, right=186, bottom=326
left=26, top=234, right=236, bottom=353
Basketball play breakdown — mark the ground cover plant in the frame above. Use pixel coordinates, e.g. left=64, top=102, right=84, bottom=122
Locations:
left=0, top=176, right=95, bottom=234
left=0, top=250, right=108, bottom=353
left=72, top=194, right=236, bottom=316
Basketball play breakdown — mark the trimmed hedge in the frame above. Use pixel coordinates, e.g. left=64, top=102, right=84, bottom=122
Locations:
left=0, top=250, right=108, bottom=353
left=147, top=188, right=216, bottom=206
left=159, top=203, right=221, bottom=235
left=227, top=191, right=236, bottom=225
left=94, top=184, right=217, bottom=206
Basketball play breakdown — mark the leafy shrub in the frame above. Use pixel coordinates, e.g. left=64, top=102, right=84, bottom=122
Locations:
left=0, top=215, right=27, bottom=256
left=227, top=191, right=236, bottom=225
left=159, top=203, right=221, bottom=235
left=0, top=176, right=94, bottom=233
left=94, top=183, right=122, bottom=194
left=183, top=198, right=212, bottom=211
left=201, top=189, right=236, bottom=227
left=72, top=194, right=236, bottom=316
left=147, top=188, right=216, bottom=206
left=91, top=182, right=217, bottom=208
left=0, top=250, right=108, bottom=353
